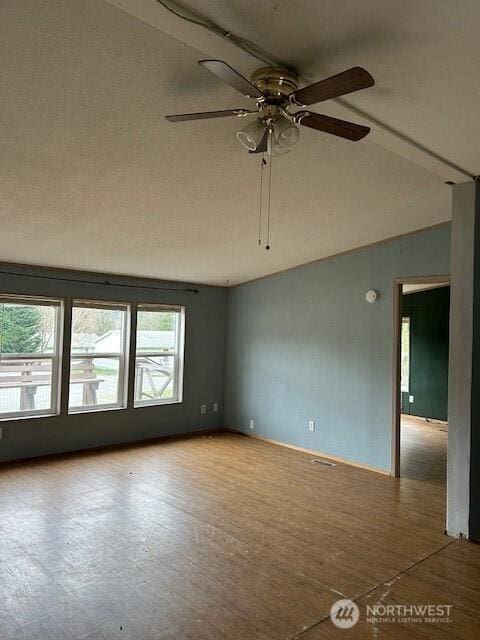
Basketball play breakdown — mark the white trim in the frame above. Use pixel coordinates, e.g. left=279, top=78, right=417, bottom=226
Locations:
left=50, top=299, right=64, bottom=416
left=68, top=301, right=130, bottom=413
left=133, top=306, right=185, bottom=408
left=137, top=303, right=183, bottom=312
left=72, top=299, right=130, bottom=310
left=0, top=409, right=58, bottom=422
left=70, top=352, right=124, bottom=358
left=67, top=355, right=123, bottom=413
left=133, top=351, right=175, bottom=357
left=0, top=353, right=56, bottom=360
left=0, top=295, right=63, bottom=420
left=134, top=397, right=182, bottom=408
left=68, top=402, right=125, bottom=415
left=177, top=306, right=185, bottom=404
left=118, top=305, right=130, bottom=409
left=0, top=294, right=61, bottom=307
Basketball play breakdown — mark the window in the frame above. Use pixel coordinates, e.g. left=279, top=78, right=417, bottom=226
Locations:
left=134, top=304, right=184, bottom=406
left=68, top=301, right=129, bottom=413
left=0, top=295, right=186, bottom=418
left=401, top=317, right=410, bottom=393
left=0, top=295, right=63, bottom=419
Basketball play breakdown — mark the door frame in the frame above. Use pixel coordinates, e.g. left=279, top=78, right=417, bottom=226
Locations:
left=391, top=275, right=451, bottom=477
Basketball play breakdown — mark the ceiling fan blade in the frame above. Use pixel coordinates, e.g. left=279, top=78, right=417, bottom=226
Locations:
left=296, top=111, right=370, bottom=141
left=249, top=129, right=268, bottom=154
left=165, top=108, right=253, bottom=122
left=198, top=60, right=264, bottom=99
left=290, top=67, right=374, bottom=106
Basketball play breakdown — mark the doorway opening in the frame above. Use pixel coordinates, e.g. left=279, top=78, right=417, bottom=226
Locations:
left=392, top=277, right=450, bottom=488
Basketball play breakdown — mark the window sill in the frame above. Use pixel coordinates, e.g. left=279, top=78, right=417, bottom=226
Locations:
left=0, top=411, right=58, bottom=423
left=68, top=404, right=126, bottom=416
left=134, top=399, right=182, bottom=409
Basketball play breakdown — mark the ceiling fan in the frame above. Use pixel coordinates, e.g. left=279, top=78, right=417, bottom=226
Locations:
left=166, top=60, right=375, bottom=155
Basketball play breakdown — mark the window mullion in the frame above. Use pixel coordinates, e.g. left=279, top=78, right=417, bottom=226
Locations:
left=127, top=303, right=137, bottom=410
left=60, top=298, right=72, bottom=416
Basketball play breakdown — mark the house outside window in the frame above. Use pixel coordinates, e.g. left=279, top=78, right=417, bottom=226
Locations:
left=68, top=301, right=130, bottom=413
left=134, top=304, right=185, bottom=407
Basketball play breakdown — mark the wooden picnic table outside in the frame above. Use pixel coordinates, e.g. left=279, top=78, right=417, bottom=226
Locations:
left=135, top=355, right=174, bottom=401
left=0, top=355, right=104, bottom=410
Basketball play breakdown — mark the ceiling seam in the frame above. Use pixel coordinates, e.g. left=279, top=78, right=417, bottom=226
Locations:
left=154, top=0, right=475, bottom=182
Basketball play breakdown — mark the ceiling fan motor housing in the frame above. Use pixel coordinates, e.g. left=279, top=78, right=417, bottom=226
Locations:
left=250, top=67, right=299, bottom=103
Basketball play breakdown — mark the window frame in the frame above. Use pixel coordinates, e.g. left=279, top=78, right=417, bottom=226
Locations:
left=68, top=299, right=130, bottom=414
left=0, top=294, right=64, bottom=421
left=134, top=303, right=185, bottom=408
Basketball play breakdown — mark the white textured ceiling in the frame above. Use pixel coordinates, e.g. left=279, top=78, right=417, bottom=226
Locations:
left=178, top=0, right=480, bottom=178
left=0, top=0, right=464, bottom=285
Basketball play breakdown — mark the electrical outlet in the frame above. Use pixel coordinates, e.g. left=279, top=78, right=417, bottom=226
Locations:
left=200, top=404, right=207, bottom=414
left=249, top=419, right=254, bottom=430
left=409, top=395, right=415, bottom=404
left=213, top=403, right=218, bottom=413
left=308, top=420, right=316, bottom=432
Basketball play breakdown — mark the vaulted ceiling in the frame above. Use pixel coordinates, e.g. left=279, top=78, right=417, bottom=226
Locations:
left=1, top=0, right=477, bottom=285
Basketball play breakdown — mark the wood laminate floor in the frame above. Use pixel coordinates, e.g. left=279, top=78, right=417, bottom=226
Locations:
left=400, top=414, right=447, bottom=485
left=0, top=431, right=478, bottom=639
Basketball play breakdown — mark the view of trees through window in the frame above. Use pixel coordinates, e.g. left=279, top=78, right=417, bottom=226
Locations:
left=70, top=306, right=174, bottom=336
left=136, top=311, right=175, bottom=332
left=0, top=303, right=55, bottom=354
left=0, top=300, right=60, bottom=416
left=72, top=307, right=119, bottom=337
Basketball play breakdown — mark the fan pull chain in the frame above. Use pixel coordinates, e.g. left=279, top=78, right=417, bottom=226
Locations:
left=258, top=154, right=266, bottom=246
left=265, top=153, right=272, bottom=250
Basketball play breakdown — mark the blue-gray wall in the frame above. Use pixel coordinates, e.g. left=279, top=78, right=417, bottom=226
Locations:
left=0, top=263, right=226, bottom=462
left=225, top=225, right=451, bottom=472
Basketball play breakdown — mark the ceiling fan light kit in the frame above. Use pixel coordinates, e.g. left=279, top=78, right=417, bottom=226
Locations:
left=165, top=60, right=375, bottom=155
left=273, top=115, right=300, bottom=148
left=267, top=130, right=290, bottom=157
left=236, top=118, right=266, bottom=151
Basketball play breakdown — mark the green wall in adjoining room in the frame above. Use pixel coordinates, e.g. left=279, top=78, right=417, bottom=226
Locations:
left=402, top=286, right=450, bottom=422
